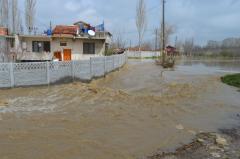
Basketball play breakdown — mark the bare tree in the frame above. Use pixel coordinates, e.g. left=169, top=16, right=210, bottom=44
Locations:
left=11, top=0, right=18, bottom=34
left=25, top=0, right=36, bottom=34
left=112, top=30, right=126, bottom=49
left=17, top=9, right=23, bottom=34
left=0, top=0, right=9, bottom=27
left=183, top=38, right=194, bottom=56
left=159, top=24, right=175, bottom=49
left=0, top=0, right=10, bottom=62
left=136, top=0, right=147, bottom=53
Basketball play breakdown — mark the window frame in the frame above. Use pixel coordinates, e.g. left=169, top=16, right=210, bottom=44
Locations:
left=83, top=42, right=95, bottom=55
left=60, top=42, right=67, bottom=47
left=32, top=41, right=51, bottom=53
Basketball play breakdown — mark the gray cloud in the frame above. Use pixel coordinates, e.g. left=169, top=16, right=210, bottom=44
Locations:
left=18, top=0, right=240, bottom=45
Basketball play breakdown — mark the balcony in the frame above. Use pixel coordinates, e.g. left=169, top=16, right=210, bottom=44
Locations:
left=77, top=31, right=111, bottom=40
left=17, top=51, right=53, bottom=61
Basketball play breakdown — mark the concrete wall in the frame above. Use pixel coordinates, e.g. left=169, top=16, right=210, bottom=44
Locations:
left=0, top=53, right=127, bottom=88
left=127, top=51, right=161, bottom=58
left=21, top=37, right=51, bottom=53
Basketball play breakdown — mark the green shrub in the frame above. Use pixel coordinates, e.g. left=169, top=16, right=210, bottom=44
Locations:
left=220, top=51, right=234, bottom=57
left=221, top=74, right=240, bottom=88
left=105, top=48, right=115, bottom=56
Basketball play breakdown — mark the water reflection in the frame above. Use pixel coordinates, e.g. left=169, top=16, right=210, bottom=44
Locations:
left=179, top=60, right=240, bottom=74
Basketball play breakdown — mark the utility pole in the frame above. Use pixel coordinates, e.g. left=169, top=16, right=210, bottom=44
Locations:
left=161, top=0, right=166, bottom=64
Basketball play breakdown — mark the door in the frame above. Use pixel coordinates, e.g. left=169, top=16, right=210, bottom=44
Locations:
left=63, top=49, right=72, bottom=61
left=54, top=51, right=62, bottom=61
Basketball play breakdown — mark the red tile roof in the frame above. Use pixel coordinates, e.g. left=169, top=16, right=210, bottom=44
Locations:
left=52, top=25, right=78, bottom=35
left=0, top=27, right=8, bottom=36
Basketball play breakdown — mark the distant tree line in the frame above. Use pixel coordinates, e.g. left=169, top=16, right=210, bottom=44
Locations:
left=0, top=0, right=37, bottom=34
left=0, top=0, right=37, bottom=62
left=189, top=38, right=240, bottom=57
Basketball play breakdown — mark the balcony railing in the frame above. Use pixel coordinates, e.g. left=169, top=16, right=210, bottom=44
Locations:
left=17, top=51, right=53, bottom=61
left=78, top=31, right=109, bottom=39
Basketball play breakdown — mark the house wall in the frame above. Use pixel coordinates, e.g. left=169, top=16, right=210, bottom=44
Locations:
left=21, top=37, right=51, bottom=53
left=51, top=38, right=105, bottom=60
left=0, top=37, right=14, bottom=62
left=20, top=37, right=105, bottom=60
left=0, top=37, right=6, bottom=62
left=17, top=37, right=52, bottom=61
left=127, top=51, right=161, bottom=58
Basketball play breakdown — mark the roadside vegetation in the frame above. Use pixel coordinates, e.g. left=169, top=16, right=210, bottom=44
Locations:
left=221, top=74, right=240, bottom=88
left=105, top=48, right=115, bottom=56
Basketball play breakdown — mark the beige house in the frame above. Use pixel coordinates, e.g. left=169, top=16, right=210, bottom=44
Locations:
left=1, top=21, right=112, bottom=62
left=16, top=31, right=112, bottom=62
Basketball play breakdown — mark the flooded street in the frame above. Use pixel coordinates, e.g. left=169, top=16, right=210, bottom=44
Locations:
left=0, top=59, right=240, bottom=159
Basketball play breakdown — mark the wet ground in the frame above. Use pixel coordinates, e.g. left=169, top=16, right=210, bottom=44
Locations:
left=147, top=117, right=240, bottom=159
left=0, top=59, right=240, bottom=159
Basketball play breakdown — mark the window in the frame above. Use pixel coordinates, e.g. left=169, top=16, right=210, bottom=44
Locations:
left=60, top=42, right=67, bottom=46
left=83, top=42, right=95, bottom=54
left=32, top=41, right=51, bottom=52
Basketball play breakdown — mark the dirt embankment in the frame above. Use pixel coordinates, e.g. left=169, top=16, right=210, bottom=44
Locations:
left=145, top=114, right=240, bottom=159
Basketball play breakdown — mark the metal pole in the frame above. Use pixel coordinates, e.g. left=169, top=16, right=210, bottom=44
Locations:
left=162, top=0, right=166, bottom=64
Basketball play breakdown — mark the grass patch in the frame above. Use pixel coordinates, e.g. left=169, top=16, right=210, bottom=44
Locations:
left=221, top=74, right=240, bottom=88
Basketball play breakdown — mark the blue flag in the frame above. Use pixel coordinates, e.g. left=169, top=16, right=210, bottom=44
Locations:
left=95, top=21, right=105, bottom=31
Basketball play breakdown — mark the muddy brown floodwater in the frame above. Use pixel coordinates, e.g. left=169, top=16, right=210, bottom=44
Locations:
left=0, top=59, right=240, bottom=159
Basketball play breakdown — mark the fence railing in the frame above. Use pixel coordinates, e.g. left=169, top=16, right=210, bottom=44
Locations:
left=0, top=53, right=127, bottom=88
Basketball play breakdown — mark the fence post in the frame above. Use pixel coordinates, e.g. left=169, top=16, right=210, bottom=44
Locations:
left=103, top=56, right=106, bottom=76
left=90, top=57, right=93, bottom=78
left=71, top=61, right=74, bottom=82
left=10, top=63, right=14, bottom=88
left=112, top=55, right=115, bottom=71
left=125, top=53, right=127, bottom=63
left=117, top=55, right=120, bottom=70
left=46, top=62, right=50, bottom=85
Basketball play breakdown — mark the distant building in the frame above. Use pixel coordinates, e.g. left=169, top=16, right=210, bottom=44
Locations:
left=166, top=45, right=179, bottom=56
left=0, top=27, right=16, bottom=62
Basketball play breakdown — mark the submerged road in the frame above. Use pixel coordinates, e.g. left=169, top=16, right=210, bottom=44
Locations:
left=0, top=59, right=240, bottom=159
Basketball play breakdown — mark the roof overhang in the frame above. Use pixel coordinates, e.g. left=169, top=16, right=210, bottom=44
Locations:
left=19, top=35, right=51, bottom=39
left=52, top=34, right=75, bottom=39
left=0, top=35, right=15, bottom=39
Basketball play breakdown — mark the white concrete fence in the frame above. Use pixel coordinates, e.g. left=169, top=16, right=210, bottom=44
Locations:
left=0, top=53, right=127, bottom=88
left=127, top=51, right=161, bottom=58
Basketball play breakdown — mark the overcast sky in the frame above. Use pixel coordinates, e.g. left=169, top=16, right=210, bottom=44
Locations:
left=18, top=0, right=240, bottom=46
